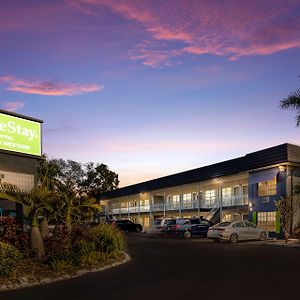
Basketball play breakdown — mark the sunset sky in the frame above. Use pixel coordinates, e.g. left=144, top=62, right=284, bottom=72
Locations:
left=1, top=0, right=300, bottom=186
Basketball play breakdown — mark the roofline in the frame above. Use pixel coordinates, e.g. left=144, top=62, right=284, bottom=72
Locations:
left=99, top=143, right=295, bottom=200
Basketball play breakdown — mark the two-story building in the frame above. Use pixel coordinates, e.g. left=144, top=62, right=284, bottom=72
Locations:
left=99, top=143, right=300, bottom=237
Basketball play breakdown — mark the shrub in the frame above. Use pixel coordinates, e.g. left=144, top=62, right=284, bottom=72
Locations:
left=91, top=224, right=126, bottom=255
left=292, top=222, right=300, bottom=241
left=0, top=216, right=29, bottom=256
left=43, top=226, right=71, bottom=262
left=49, top=258, right=72, bottom=273
left=44, top=224, right=127, bottom=270
left=0, top=242, right=22, bottom=277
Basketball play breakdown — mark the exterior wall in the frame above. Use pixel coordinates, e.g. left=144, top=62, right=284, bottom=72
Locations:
left=0, top=152, right=38, bottom=220
left=248, top=166, right=287, bottom=237
left=106, top=171, right=249, bottom=230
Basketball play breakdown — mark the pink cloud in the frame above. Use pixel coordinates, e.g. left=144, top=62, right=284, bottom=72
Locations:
left=0, top=76, right=103, bottom=96
left=74, top=0, right=300, bottom=67
left=1, top=101, right=24, bottom=112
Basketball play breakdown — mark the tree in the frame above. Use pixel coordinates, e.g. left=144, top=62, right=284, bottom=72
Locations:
left=55, top=187, right=101, bottom=231
left=81, top=163, right=119, bottom=198
left=275, top=197, right=294, bottom=243
left=280, top=86, right=300, bottom=126
left=0, top=184, right=55, bottom=257
left=38, top=157, right=84, bottom=194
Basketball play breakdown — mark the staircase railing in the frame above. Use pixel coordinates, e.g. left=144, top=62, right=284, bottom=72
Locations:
left=205, top=200, right=220, bottom=221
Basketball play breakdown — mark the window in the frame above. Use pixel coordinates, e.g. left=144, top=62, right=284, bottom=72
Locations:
left=182, top=193, right=192, bottom=207
left=172, top=195, right=180, bottom=207
left=143, top=217, right=150, bottom=229
left=258, top=177, right=277, bottom=196
left=233, top=222, right=245, bottom=228
left=244, top=221, right=256, bottom=228
left=204, top=190, right=216, bottom=206
left=222, top=187, right=232, bottom=206
left=257, top=212, right=276, bottom=232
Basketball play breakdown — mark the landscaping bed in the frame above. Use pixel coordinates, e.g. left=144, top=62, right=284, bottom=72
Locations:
left=0, top=217, right=128, bottom=291
left=0, top=251, right=129, bottom=291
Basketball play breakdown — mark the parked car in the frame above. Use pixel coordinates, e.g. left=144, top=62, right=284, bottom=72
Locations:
left=207, top=220, right=268, bottom=243
left=113, top=219, right=143, bottom=232
left=161, top=218, right=189, bottom=235
left=153, top=217, right=175, bottom=232
left=162, top=217, right=214, bottom=239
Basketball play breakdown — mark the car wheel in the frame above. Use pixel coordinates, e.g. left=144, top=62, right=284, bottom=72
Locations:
left=183, top=231, right=191, bottom=239
left=259, top=231, right=267, bottom=241
left=230, top=233, right=238, bottom=244
left=135, top=226, right=141, bottom=233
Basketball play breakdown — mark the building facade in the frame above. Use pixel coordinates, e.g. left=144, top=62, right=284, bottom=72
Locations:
left=0, top=110, right=43, bottom=222
left=99, top=143, right=300, bottom=237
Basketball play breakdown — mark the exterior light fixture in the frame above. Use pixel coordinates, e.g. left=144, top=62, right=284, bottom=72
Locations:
left=279, top=166, right=286, bottom=172
left=216, top=177, right=220, bottom=181
left=248, top=202, right=253, bottom=212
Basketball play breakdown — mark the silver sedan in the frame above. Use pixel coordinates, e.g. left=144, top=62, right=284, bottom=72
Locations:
left=207, top=220, right=268, bottom=243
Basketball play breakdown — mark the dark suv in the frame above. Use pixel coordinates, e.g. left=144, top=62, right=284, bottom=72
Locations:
left=113, top=219, right=143, bottom=232
left=164, top=217, right=214, bottom=239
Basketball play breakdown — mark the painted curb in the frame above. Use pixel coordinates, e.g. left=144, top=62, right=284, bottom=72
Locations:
left=0, top=252, right=131, bottom=292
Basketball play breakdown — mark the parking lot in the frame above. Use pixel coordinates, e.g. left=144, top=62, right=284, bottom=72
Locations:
left=2, top=233, right=300, bottom=300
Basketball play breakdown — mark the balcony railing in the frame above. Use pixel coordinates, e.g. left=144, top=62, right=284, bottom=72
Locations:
left=111, top=194, right=248, bottom=215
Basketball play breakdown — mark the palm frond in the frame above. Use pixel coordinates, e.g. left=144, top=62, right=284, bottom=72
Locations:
left=280, top=89, right=300, bottom=110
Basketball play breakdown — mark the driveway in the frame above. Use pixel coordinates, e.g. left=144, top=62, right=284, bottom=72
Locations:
left=2, top=233, right=300, bottom=300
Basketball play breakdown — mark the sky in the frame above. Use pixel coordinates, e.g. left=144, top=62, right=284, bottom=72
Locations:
left=1, top=0, right=300, bottom=187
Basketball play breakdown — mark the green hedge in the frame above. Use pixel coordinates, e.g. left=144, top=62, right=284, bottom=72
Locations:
left=0, top=242, right=22, bottom=278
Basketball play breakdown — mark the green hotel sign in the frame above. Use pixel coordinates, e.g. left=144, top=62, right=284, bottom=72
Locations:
left=0, top=112, right=42, bottom=157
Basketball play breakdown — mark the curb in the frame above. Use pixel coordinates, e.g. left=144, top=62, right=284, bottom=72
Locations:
left=0, top=252, right=131, bottom=292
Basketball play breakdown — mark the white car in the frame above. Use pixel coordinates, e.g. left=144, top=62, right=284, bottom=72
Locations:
left=207, top=220, right=268, bottom=243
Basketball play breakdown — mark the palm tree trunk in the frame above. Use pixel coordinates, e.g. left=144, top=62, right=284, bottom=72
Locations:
left=30, top=214, right=45, bottom=258
left=65, top=213, right=72, bottom=231
left=31, top=226, right=45, bottom=258
left=39, top=218, right=49, bottom=238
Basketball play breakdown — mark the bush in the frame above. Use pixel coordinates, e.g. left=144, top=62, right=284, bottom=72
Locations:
left=91, top=224, right=126, bottom=255
left=292, top=222, right=300, bottom=241
left=44, top=224, right=127, bottom=270
left=0, top=216, right=29, bottom=256
left=43, top=226, right=71, bottom=262
left=0, top=242, right=22, bottom=277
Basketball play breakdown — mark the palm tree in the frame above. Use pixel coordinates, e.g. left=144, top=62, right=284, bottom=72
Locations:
left=280, top=88, right=300, bottom=126
left=0, top=183, right=55, bottom=258
left=57, top=188, right=101, bottom=231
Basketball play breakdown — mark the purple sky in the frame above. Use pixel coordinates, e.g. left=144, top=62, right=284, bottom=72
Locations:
left=1, top=0, right=300, bottom=186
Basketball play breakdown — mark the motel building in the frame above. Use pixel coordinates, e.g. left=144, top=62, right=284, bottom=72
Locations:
left=99, top=143, right=300, bottom=238
left=0, top=110, right=42, bottom=222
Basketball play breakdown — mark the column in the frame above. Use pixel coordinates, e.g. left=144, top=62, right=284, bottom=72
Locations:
left=179, top=186, right=182, bottom=217
left=163, top=191, right=166, bottom=218
left=197, top=182, right=200, bottom=216
left=138, top=194, right=141, bottom=223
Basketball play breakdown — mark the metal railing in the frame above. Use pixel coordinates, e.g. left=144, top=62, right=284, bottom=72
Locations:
left=111, top=194, right=248, bottom=215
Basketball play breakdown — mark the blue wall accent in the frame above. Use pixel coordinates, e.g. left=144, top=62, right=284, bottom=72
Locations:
left=248, top=170, right=286, bottom=213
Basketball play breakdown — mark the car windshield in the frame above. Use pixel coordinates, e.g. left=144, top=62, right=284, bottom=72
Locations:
left=216, top=222, right=232, bottom=227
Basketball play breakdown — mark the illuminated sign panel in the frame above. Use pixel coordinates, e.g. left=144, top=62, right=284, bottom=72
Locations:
left=0, top=112, right=42, bottom=157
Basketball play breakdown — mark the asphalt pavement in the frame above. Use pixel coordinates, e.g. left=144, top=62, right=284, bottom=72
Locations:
left=2, top=233, right=300, bottom=300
